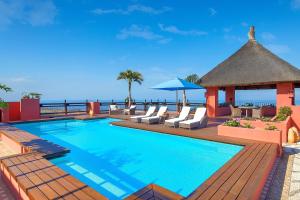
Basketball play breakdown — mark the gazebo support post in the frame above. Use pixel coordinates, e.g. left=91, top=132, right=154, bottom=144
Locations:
left=225, top=86, right=235, bottom=106
left=206, top=87, right=219, bottom=117
left=276, top=82, right=295, bottom=113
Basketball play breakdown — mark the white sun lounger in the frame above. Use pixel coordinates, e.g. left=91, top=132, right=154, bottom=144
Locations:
left=179, top=107, right=208, bottom=129
left=141, top=106, right=168, bottom=124
left=130, top=106, right=156, bottom=123
left=164, top=106, right=191, bottom=128
left=124, top=105, right=136, bottom=115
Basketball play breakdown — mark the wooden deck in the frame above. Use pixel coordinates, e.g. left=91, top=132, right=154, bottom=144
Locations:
left=112, top=119, right=278, bottom=200
left=0, top=153, right=108, bottom=200
left=0, top=114, right=279, bottom=200
left=0, top=125, right=69, bottom=158
left=125, top=184, right=183, bottom=200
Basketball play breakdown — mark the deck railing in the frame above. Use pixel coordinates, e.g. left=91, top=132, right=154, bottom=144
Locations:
left=40, top=100, right=206, bottom=115
left=100, top=100, right=206, bottom=113
left=40, top=100, right=89, bottom=115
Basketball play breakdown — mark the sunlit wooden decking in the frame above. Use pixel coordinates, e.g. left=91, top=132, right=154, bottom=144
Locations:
left=112, top=118, right=278, bottom=200
left=0, top=153, right=108, bottom=200
left=0, top=114, right=279, bottom=200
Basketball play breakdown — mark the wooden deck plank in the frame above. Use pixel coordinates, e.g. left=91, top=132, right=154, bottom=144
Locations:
left=62, top=193, right=79, bottom=200
left=17, top=175, right=36, bottom=191
left=225, top=144, right=271, bottom=195
left=72, top=189, right=96, bottom=200
left=37, top=183, right=60, bottom=200
left=81, top=187, right=109, bottom=200
left=209, top=144, right=270, bottom=199
left=1, top=117, right=279, bottom=200
left=27, top=187, right=49, bottom=200
left=187, top=144, right=261, bottom=199
left=236, top=144, right=278, bottom=200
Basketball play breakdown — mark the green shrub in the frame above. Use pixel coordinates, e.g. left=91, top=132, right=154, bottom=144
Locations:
left=261, top=117, right=272, bottom=122
left=224, top=120, right=240, bottom=127
left=0, top=99, right=8, bottom=109
left=265, top=124, right=277, bottom=131
left=242, top=122, right=254, bottom=129
left=276, top=106, right=292, bottom=121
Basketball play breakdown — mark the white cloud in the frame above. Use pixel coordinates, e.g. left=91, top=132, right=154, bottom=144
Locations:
left=223, top=27, right=232, bottom=33
left=291, top=0, right=300, bottom=9
left=209, top=8, right=217, bottom=16
left=92, top=4, right=172, bottom=15
left=116, top=24, right=170, bottom=44
left=241, top=22, right=248, bottom=27
left=224, top=35, right=244, bottom=43
left=261, top=32, right=276, bottom=41
left=158, top=24, right=207, bottom=36
left=9, top=77, right=31, bottom=83
left=266, top=44, right=290, bottom=54
left=0, top=0, right=57, bottom=27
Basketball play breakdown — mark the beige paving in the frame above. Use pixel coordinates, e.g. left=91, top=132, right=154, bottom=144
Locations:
left=0, top=175, right=15, bottom=200
left=0, top=140, right=17, bottom=158
left=286, top=143, right=300, bottom=200
left=266, top=143, right=300, bottom=200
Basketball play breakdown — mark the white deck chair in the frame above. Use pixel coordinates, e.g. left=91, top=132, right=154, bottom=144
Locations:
left=124, top=105, right=137, bottom=115
left=164, top=106, right=191, bottom=128
left=130, top=106, right=156, bottom=123
left=179, top=107, right=208, bottom=129
left=141, top=106, right=168, bottom=124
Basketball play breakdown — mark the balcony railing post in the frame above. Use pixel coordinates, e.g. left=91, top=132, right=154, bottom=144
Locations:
left=64, top=100, right=67, bottom=115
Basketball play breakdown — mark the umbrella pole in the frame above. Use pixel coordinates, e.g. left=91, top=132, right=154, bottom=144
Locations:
left=176, top=90, right=179, bottom=112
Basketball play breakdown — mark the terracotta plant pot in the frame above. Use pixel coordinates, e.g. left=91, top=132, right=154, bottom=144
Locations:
left=288, top=127, right=298, bottom=143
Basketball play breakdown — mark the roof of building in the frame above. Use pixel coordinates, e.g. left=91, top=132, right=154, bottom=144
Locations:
left=199, top=27, right=300, bottom=88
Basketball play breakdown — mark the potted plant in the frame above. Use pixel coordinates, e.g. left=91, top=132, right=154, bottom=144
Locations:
left=22, top=92, right=42, bottom=99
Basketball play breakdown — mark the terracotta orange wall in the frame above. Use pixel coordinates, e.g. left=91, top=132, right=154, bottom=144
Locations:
left=218, top=125, right=282, bottom=155
left=20, top=99, right=40, bottom=121
left=240, top=116, right=292, bottom=143
left=225, top=87, right=235, bottom=105
left=7, top=102, right=21, bottom=121
left=291, top=106, right=300, bottom=129
left=0, top=108, right=9, bottom=122
left=87, top=102, right=100, bottom=115
left=206, top=87, right=219, bottom=117
left=276, top=83, right=294, bottom=111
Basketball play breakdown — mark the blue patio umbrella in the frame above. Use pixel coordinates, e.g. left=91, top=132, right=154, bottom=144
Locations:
left=151, top=78, right=204, bottom=106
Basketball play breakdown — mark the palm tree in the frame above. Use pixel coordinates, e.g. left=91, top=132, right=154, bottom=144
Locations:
left=117, top=70, right=143, bottom=107
left=183, top=74, right=200, bottom=106
left=0, top=84, right=12, bottom=109
left=0, top=84, right=12, bottom=92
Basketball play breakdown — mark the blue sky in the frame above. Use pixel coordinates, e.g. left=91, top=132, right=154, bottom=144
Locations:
left=1, top=0, right=300, bottom=102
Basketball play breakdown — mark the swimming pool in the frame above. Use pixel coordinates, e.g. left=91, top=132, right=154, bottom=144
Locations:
left=14, top=118, right=242, bottom=199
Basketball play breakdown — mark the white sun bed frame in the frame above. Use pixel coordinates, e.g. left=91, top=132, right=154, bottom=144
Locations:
left=164, top=106, right=191, bottom=128
left=179, top=107, right=208, bottom=129
left=130, top=106, right=156, bottom=123
left=141, top=106, right=168, bottom=124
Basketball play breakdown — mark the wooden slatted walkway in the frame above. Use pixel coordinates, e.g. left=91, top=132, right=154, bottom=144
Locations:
left=125, top=184, right=183, bottom=200
left=113, top=120, right=278, bottom=200
left=1, top=116, right=279, bottom=200
left=0, top=153, right=108, bottom=200
left=0, top=125, right=69, bottom=158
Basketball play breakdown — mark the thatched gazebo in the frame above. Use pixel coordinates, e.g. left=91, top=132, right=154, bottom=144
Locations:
left=199, top=26, right=300, bottom=117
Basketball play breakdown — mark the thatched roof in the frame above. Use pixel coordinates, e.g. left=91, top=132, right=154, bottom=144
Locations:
left=199, top=28, right=300, bottom=89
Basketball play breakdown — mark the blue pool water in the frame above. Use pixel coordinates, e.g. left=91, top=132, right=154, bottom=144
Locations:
left=14, top=118, right=242, bottom=199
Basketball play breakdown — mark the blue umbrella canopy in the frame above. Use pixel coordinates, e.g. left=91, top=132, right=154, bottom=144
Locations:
left=151, top=78, right=203, bottom=91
